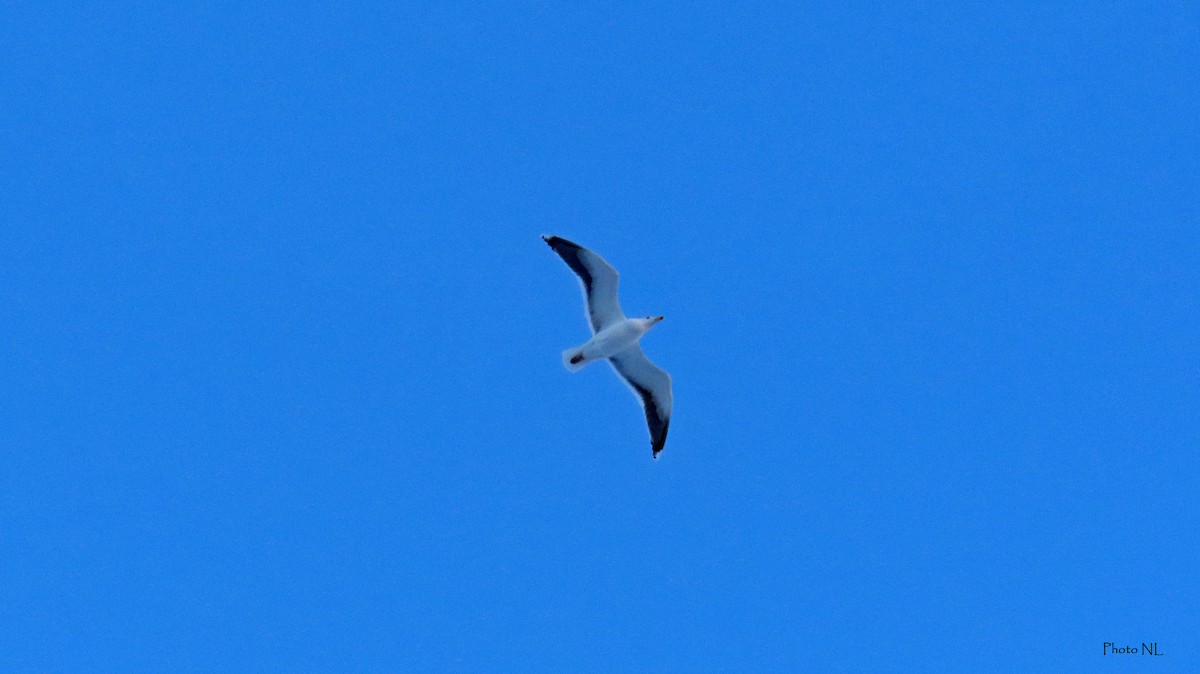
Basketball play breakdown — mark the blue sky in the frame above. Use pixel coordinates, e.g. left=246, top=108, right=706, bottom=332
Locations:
left=2, top=2, right=1197, bottom=671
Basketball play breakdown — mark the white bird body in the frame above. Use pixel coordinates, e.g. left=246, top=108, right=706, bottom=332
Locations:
left=562, top=317, right=663, bottom=372
left=543, top=235, right=673, bottom=458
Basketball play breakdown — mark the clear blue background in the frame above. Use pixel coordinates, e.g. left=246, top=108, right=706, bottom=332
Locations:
left=2, top=2, right=1197, bottom=671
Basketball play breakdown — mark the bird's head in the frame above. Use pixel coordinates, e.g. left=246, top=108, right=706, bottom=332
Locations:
left=643, top=315, right=665, bottom=329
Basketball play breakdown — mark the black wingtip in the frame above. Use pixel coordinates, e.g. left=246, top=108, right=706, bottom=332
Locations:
left=651, top=421, right=669, bottom=459
left=543, top=235, right=583, bottom=250
left=542, top=234, right=565, bottom=250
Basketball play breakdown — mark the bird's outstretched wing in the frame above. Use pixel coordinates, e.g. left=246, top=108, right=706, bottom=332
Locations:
left=542, top=235, right=625, bottom=333
left=609, top=344, right=673, bottom=458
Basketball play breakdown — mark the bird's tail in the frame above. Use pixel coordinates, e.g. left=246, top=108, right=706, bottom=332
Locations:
left=561, top=347, right=588, bottom=372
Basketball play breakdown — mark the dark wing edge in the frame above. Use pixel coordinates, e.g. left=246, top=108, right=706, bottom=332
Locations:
left=542, top=236, right=594, bottom=294
left=631, top=382, right=670, bottom=459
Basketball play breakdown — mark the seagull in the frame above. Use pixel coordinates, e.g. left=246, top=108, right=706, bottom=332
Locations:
left=543, top=235, right=673, bottom=459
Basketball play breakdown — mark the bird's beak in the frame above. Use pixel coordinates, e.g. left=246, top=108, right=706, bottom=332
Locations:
left=654, top=315, right=665, bottom=323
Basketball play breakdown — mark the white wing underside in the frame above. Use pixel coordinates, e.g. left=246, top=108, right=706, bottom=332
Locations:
left=581, top=265, right=624, bottom=333
left=542, top=236, right=625, bottom=332
left=609, top=343, right=673, bottom=456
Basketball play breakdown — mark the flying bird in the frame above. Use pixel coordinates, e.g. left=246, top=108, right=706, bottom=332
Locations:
left=543, top=235, right=673, bottom=459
